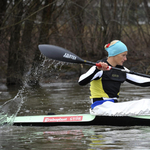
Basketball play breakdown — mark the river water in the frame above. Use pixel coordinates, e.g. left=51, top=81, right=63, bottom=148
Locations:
left=0, top=81, right=150, bottom=150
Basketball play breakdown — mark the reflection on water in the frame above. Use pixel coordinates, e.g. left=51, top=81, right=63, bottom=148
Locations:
left=0, top=82, right=150, bottom=149
left=88, top=126, right=150, bottom=149
left=1, top=126, right=150, bottom=150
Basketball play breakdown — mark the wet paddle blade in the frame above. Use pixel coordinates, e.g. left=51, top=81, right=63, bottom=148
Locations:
left=38, top=44, right=85, bottom=64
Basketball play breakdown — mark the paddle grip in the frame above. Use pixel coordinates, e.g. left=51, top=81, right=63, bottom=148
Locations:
left=96, top=63, right=102, bottom=68
left=96, top=63, right=111, bottom=70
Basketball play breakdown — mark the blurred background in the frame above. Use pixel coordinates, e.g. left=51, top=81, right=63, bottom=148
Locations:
left=1, top=0, right=150, bottom=87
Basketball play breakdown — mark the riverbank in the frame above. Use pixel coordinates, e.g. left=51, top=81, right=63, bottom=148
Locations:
left=1, top=54, right=150, bottom=86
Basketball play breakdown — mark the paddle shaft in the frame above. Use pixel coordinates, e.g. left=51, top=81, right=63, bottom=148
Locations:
left=38, top=44, right=150, bottom=78
left=82, top=60, right=150, bottom=78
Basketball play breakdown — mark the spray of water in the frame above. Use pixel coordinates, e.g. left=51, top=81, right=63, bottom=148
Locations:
left=0, top=89, right=25, bottom=126
left=0, top=55, right=46, bottom=126
left=0, top=56, right=63, bottom=126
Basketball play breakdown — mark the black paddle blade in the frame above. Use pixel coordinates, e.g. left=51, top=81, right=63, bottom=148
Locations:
left=38, top=44, right=84, bottom=64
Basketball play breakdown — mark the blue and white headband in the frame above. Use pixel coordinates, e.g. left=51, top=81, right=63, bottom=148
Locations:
left=105, top=41, right=128, bottom=57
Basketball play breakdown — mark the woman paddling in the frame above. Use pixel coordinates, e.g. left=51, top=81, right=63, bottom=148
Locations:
left=78, top=40, right=150, bottom=115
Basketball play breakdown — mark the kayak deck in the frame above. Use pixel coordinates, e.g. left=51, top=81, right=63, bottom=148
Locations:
left=13, top=114, right=150, bottom=126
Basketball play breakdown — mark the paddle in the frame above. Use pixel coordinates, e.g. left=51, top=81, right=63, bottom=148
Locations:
left=38, top=44, right=150, bottom=78
left=38, top=44, right=97, bottom=66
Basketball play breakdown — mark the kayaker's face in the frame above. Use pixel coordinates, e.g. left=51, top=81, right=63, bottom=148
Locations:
left=114, top=51, right=128, bottom=66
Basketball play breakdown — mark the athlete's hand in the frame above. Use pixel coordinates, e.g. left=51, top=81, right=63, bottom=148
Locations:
left=96, top=62, right=111, bottom=71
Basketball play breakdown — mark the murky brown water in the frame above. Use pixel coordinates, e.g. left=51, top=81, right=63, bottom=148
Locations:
left=1, top=82, right=150, bottom=150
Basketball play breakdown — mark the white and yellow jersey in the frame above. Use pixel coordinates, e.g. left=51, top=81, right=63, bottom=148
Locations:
left=78, top=59, right=150, bottom=99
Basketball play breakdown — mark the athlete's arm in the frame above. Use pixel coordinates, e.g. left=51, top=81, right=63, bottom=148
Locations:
left=78, top=66, right=103, bottom=86
left=126, top=73, right=150, bottom=86
left=123, top=66, right=150, bottom=86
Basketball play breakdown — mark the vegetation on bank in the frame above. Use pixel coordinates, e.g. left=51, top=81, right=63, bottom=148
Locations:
left=1, top=0, right=150, bottom=86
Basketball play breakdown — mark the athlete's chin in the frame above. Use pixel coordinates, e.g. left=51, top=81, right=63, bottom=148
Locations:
left=119, top=62, right=124, bottom=66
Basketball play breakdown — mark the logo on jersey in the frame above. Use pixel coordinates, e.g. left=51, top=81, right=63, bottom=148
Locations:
left=112, top=74, right=119, bottom=78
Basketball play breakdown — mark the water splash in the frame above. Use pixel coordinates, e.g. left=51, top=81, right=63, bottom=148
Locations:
left=0, top=56, right=47, bottom=126
left=0, top=89, right=24, bottom=126
left=0, top=56, right=67, bottom=126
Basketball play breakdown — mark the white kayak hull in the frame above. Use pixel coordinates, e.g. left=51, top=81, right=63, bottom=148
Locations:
left=12, top=99, right=150, bottom=126
left=13, top=114, right=150, bottom=126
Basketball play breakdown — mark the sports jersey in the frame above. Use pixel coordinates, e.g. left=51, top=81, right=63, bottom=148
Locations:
left=78, top=59, right=150, bottom=99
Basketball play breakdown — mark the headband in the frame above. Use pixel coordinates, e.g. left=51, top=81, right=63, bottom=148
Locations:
left=105, top=41, right=128, bottom=57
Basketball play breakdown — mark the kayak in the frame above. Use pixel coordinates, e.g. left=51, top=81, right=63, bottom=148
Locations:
left=13, top=114, right=150, bottom=126
left=12, top=99, right=150, bottom=126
